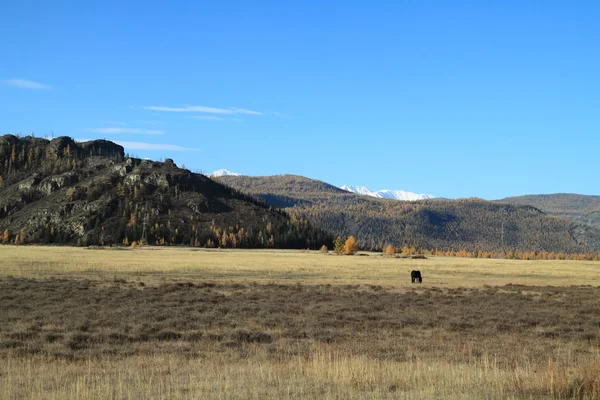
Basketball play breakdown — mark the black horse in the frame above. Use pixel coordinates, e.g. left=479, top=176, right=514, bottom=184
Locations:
left=411, top=270, right=422, bottom=283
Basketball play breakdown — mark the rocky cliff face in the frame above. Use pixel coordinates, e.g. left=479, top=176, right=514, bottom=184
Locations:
left=0, top=135, right=330, bottom=248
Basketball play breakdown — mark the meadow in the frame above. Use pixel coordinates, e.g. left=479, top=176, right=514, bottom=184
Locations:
left=1, top=246, right=599, bottom=399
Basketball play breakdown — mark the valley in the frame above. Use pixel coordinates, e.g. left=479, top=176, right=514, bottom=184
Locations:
left=1, top=246, right=599, bottom=399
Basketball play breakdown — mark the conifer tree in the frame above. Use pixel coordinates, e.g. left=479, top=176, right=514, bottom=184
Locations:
left=333, top=236, right=344, bottom=255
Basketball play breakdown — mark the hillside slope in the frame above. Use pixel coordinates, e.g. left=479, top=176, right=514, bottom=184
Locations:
left=0, top=135, right=330, bottom=248
left=218, top=175, right=600, bottom=252
left=501, top=194, right=600, bottom=228
left=217, top=175, right=351, bottom=208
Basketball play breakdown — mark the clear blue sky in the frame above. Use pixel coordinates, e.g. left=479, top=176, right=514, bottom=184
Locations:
left=1, top=1, right=598, bottom=199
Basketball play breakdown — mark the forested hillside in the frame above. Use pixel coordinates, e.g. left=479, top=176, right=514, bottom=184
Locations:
left=0, top=135, right=331, bottom=248
left=218, top=175, right=600, bottom=253
left=501, top=194, right=600, bottom=229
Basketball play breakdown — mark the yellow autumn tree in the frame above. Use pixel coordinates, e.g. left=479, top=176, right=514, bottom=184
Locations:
left=383, top=244, right=395, bottom=256
left=2, top=229, right=9, bottom=243
left=15, top=229, right=24, bottom=245
left=344, top=235, right=358, bottom=255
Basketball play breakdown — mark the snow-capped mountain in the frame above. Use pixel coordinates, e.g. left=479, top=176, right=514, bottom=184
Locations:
left=340, top=185, right=435, bottom=201
left=209, top=169, right=241, bottom=177
left=340, top=185, right=374, bottom=196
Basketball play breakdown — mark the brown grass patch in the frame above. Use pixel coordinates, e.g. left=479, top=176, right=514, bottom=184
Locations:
left=1, top=278, right=599, bottom=364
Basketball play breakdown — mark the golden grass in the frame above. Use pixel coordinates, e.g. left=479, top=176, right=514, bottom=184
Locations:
left=2, top=346, right=599, bottom=399
left=1, top=245, right=599, bottom=287
left=1, top=246, right=599, bottom=399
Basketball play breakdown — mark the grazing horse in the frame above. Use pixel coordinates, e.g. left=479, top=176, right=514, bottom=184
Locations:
left=411, top=270, right=422, bottom=283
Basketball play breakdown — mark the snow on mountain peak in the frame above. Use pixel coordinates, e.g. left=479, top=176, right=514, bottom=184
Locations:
left=209, top=169, right=241, bottom=177
left=340, top=185, right=374, bottom=196
left=341, top=185, right=435, bottom=201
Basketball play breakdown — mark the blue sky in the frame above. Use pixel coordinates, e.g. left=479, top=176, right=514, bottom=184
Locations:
left=1, top=1, right=598, bottom=199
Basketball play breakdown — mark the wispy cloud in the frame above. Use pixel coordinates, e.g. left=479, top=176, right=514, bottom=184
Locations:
left=114, top=140, right=199, bottom=151
left=86, top=128, right=164, bottom=135
left=76, top=138, right=196, bottom=151
left=269, top=111, right=287, bottom=118
left=103, top=120, right=127, bottom=126
left=191, top=116, right=223, bottom=121
left=140, top=105, right=264, bottom=116
left=228, top=107, right=263, bottom=116
left=2, top=78, right=52, bottom=90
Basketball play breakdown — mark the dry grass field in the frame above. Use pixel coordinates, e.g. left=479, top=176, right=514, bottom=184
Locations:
left=1, top=245, right=599, bottom=399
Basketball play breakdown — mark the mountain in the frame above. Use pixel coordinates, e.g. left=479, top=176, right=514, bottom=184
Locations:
left=500, top=194, right=600, bottom=229
left=217, top=175, right=600, bottom=253
left=209, top=169, right=241, bottom=177
left=4, top=136, right=597, bottom=254
left=216, top=174, right=351, bottom=208
left=0, top=135, right=330, bottom=248
left=341, top=185, right=435, bottom=201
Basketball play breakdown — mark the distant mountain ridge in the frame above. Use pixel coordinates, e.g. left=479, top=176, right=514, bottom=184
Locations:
left=341, top=185, right=435, bottom=201
left=208, top=172, right=436, bottom=201
left=217, top=174, right=600, bottom=252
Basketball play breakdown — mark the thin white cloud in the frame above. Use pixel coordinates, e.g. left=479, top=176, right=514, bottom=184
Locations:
left=115, top=140, right=199, bottom=151
left=76, top=137, right=197, bottom=151
left=191, top=116, right=223, bottom=121
left=228, top=107, right=263, bottom=116
left=140, top=105, right=263, bottom=116
left=86, top=128, right=164, bottom=135
left=103, top=120, right=127, bottom=125
left=2, top=78, right=52, bottom=90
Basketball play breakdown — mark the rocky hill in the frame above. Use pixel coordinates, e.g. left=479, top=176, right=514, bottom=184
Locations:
left=217, top=175, right=600, bottom=253
left=0, top=135, right=330, bottom=248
